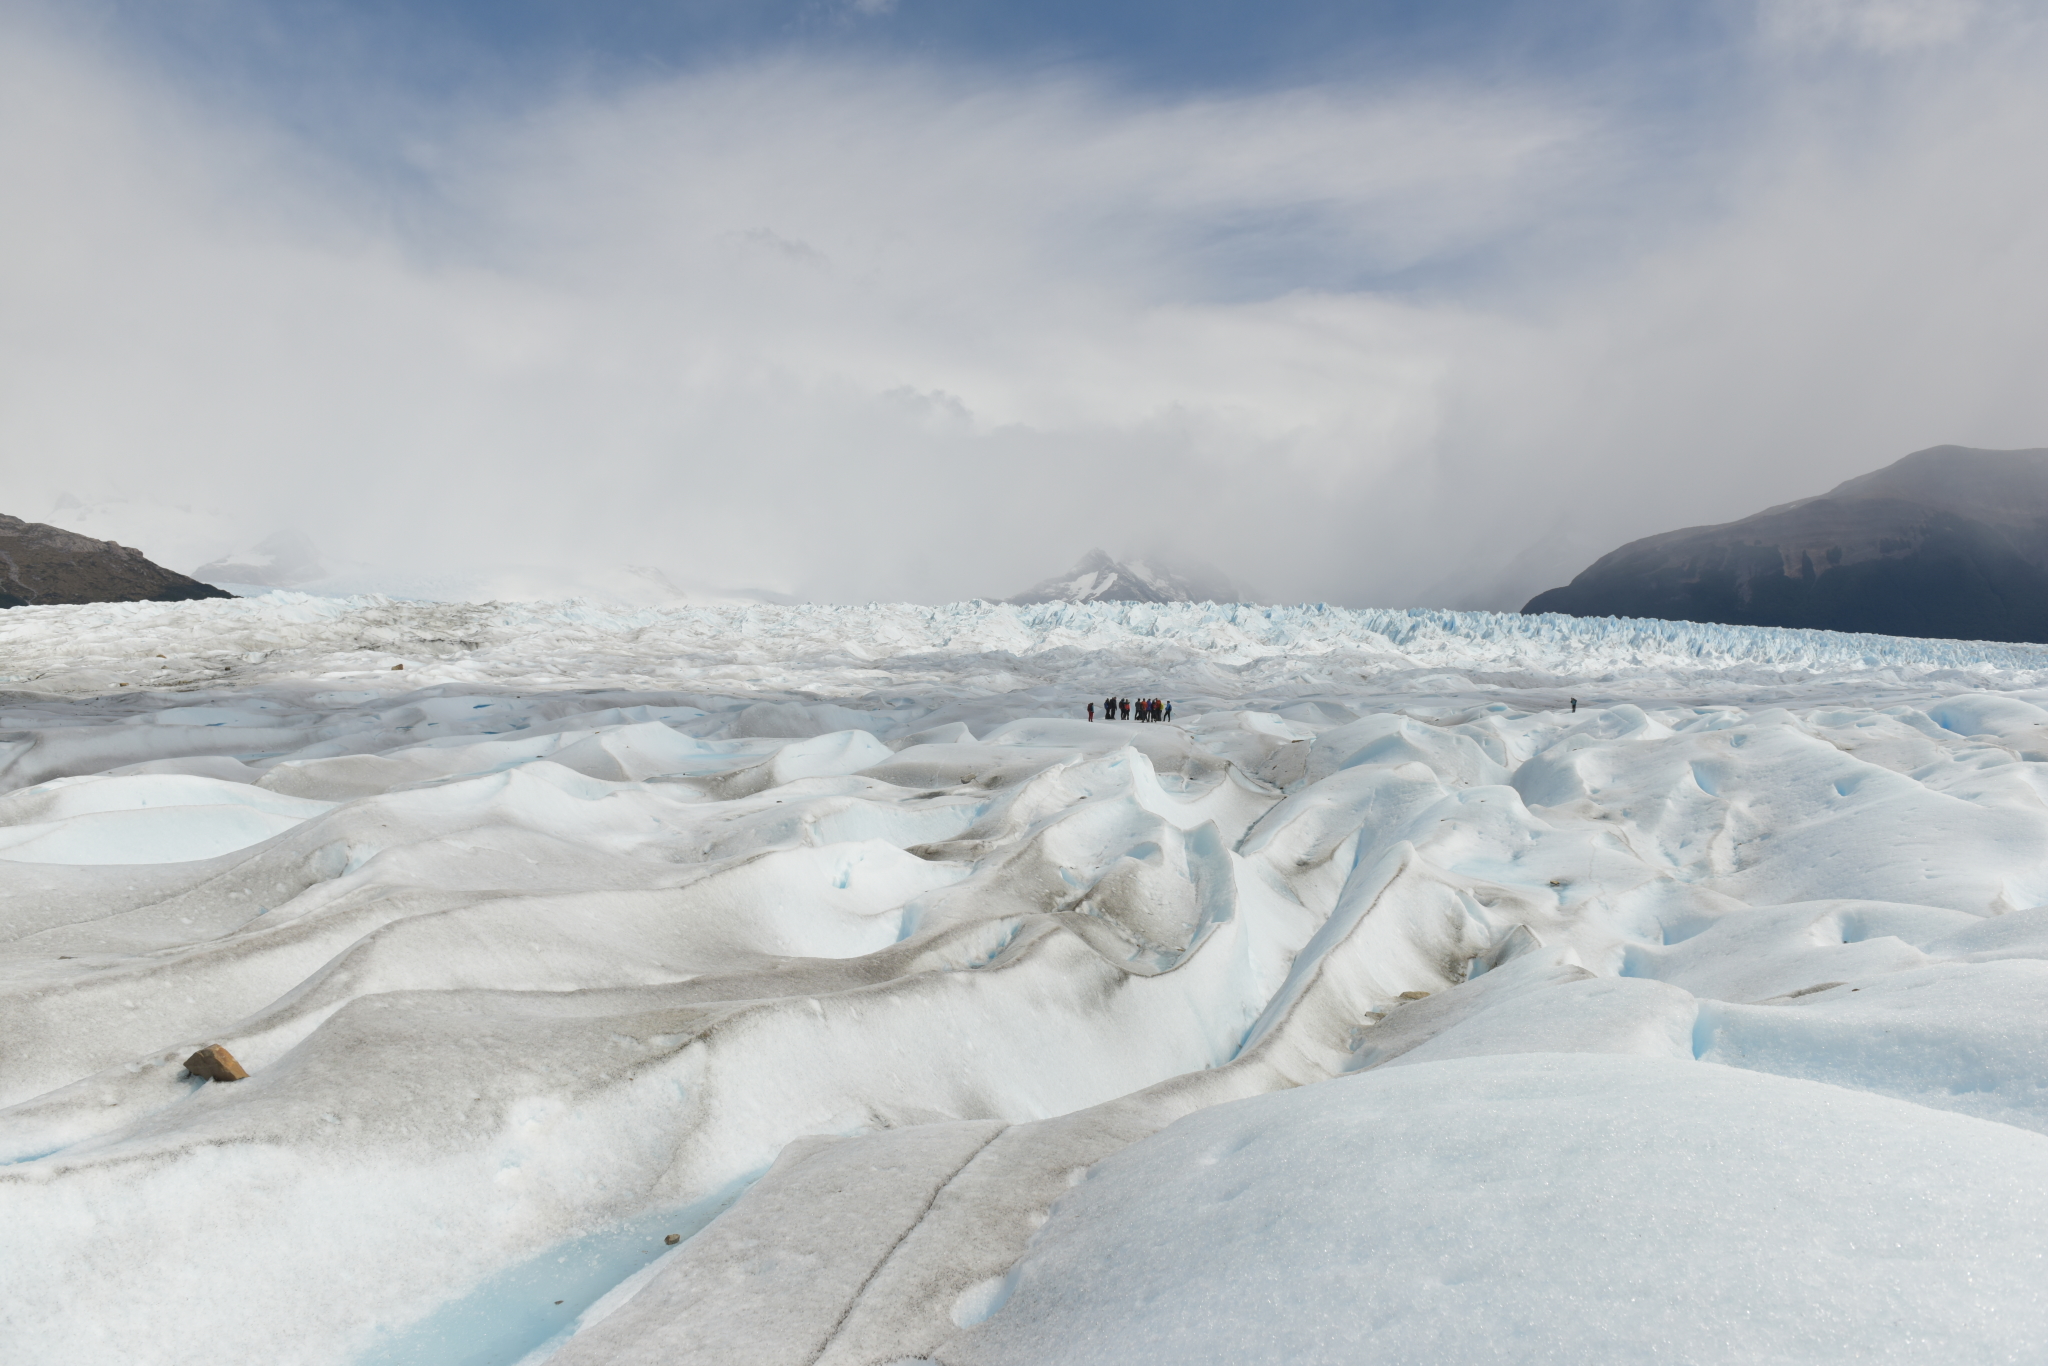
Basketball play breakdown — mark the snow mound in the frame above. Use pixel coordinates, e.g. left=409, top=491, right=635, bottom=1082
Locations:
left=947, top=1053, right=2048, bottom=1365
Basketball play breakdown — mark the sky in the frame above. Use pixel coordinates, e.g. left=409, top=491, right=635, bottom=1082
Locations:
left=4, top=0, right=2047, bottom=607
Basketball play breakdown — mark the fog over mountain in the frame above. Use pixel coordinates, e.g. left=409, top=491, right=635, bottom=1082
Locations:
left=191, top=529, right=327, bottom=591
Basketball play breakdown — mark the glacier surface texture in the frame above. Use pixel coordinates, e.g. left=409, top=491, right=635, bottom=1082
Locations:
left=3, top=595, right=2048, bottom=1364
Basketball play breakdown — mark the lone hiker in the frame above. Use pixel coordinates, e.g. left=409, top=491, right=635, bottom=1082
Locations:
left=1570, top=697, right=1578, bottom=713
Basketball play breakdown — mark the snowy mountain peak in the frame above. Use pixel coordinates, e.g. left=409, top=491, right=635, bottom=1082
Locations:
left=1006, top=548, right=1241, bottom=604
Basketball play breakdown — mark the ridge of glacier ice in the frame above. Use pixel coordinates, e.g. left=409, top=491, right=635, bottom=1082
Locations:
left=3, top=592, right=2046, bottom=700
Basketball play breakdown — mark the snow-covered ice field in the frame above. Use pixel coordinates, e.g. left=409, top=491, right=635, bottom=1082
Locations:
left=5, top=594, right=2048, bottom=1364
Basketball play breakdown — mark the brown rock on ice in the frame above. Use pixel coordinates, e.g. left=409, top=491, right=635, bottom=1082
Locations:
left=185, top=1045, right=249, bottom=1082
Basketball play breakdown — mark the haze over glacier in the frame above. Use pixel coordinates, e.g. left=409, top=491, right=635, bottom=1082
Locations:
left=4, top=594, right=2048, bottom=1363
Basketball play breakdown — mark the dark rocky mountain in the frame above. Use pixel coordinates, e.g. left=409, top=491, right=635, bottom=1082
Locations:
left=1523, top=445, right=2048, bottom=641
left=0, top=515, right=234, bottom=609
left=1006, top=549, right=1242, bottom=605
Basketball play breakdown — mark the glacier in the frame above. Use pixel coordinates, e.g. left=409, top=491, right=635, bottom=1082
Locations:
left=2, top=593, right=2047, bottom=1364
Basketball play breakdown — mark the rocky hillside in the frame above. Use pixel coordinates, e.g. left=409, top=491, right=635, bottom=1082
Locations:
left=0, top=515, right=234, bottom=609
left=1523, top=445, right=2048, bottom=642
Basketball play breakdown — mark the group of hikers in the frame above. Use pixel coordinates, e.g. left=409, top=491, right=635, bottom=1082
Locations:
left=1089, top=696, right=1170, bottom=723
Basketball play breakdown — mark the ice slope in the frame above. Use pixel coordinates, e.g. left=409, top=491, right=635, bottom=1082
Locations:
left=944, top=1054, right=2048, bottom=1365
left=0, top=595, right=2045, bottom=1364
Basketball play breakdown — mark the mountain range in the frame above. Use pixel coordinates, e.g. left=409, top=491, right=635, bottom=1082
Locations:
left=1524, top=445, right=2048, bottom=642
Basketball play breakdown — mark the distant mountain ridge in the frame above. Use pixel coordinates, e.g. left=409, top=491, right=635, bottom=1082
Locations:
left=1524, top=445, right=2048, bottom=642
left=1006, top=549, right=1242, bottom=604
left=0, top=515, right=233, bottom=610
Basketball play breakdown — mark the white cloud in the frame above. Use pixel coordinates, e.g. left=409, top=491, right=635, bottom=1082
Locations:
left=0, top=17, right=1581, bottom=601
left=1760, top=0, right=1982, bottom=52
left=3, top=5, right=2048, bottom=607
